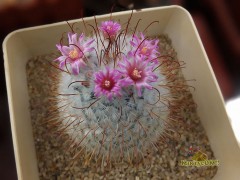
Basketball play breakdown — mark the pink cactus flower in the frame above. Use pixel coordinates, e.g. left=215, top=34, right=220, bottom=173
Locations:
left=99, top=20, right=121, bottom=39
left=94, top=67, right=122, bottom=100
left=118, top=55, right=158, bottom=96
left=55, top=33, right=94, bottom=75
left=130, top=33, right=160, bottom=63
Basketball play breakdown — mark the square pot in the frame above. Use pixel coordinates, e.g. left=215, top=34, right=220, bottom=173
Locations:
left=3, top=5, right=240, bottom=180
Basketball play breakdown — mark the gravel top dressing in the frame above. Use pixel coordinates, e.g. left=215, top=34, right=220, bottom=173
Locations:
left=26, top=35, right=218, bottom=179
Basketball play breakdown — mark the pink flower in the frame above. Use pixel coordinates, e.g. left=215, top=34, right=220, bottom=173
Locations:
left=118, top=55, right=158, bottom=96
left=130, top=33, right=160, bottom=63
left=94, top=67, right=122, bottom=100
left=99, top=20, right=121, bottom=39
left=55, top=33, right=94, bottom=75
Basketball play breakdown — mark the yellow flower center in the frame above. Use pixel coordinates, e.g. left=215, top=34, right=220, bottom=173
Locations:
left=132, top=68, right=142, bottom=79
left=69, top=48, right=79, bottom=59
left=141, top=47, right=148, bottom=54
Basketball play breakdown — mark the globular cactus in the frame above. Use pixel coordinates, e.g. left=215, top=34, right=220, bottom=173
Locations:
left=49, top=15, right=185, bottom=168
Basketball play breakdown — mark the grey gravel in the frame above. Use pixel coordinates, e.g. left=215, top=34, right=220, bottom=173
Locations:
left=26, top=34, right=218, bottom=180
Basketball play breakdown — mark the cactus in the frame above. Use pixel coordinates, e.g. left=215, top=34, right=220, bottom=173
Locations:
left=49, top=15, right=186, bottom=168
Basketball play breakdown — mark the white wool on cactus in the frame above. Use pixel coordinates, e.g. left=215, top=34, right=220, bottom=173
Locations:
left=52, top=18, right=182, bottom=167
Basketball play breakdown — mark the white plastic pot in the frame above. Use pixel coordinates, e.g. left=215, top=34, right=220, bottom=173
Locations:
left=3, top=6, right=240, bottom=180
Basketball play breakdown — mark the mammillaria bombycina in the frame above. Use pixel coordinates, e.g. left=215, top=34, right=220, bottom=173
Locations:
left=49, top=16, right=187, bottom=168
